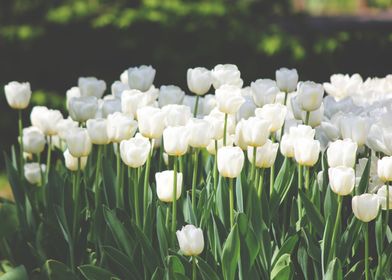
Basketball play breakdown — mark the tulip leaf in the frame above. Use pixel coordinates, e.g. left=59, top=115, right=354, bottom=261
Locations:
left=299, top=190, right=324, bottom=236
left=357, top=156, right=371, bottom=194
left=101, top=246, right=142, bottom=280
left=272, top=234, right=299, bottom=268
left=167, top=255, right=185, bottom=275
left=344, top=260, right=364, bottom=280
left=183, top=193, right=197, bottom=226
left=321, top=215, right=333, bottom=272
left=216, top=176, right=229, bottom=228
left=301, top=228, right=321, bottom=264
left=0, top=203, right=19, bottom=239
left=0, top=265, right=28, bottom=280
left=42, top=260, right=77, bottom=280
left=324, top=258, right=343, bottom=280
left=196, top=257, right=220, bottom=280
left=156, top=205, right=169, bottom=262
left=78, top=265, right=117, bottom=280
left=339, top=215, right=362, bottom=262
left=221, top=224, right=240, bottom=280
left=235, top=172, right=244, bottom=213
left=271, top=253, right=293, bottom=280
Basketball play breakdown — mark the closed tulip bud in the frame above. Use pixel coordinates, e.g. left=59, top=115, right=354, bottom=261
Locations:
left=340, top=115, right=370, bottom=147
left=329, top=166, right=355, bottom=195
left=86, top=118, right=110, bottom=145
left=102, top=98, right=122, bottom=118
left=63, top=149, right=88, bottom=171
left=217, top=146, right=244, bottom=178
left=127, top=65, right=156, bottom=91
left=78, top=77, right=106, bottom=98
left=22, top=127, right=46, bottom=154
left=163, top=126, right=190, bottom=156
left=327, top=139, right=358, bottom=168
left=155, top=170, right=183, bottom=202
left=297, top=81, right=324, bottom=111
left=206, top=134, right=235, bottom=155
left=68, top=96, right=98, bottom=123
left=215, top=85, right=245, bottom=114
left=251, top=79, right=280, bottom=107
left=290, top=95, right=303, bottom=120
left=247, top=140, right=279, bottom=168
left=204, top=108, right=236, bottom=140
left=56, top=118, right=78, bottom=140
left=275, top=68, right=298, bottom=93
left=280, top=134, right=295, bottom=158
left=24, top=163, right=45, bottom=185
left=30, top=106, right=63, bottom=136
left=107, top=112, right=138, bottom=143
left=294, top=138, right=320, bottom=166
left=377, top=156, right=392, bottom=182
left=352, top=194, right=380, bottom=222
left=211, top=64, right=243, bottom=89
left=111, top=80, right=129, bottom=98
left=66, top=87, right=81, bottom=110
left=158, top=85, right=185, bottom=107
left=255, top=103, right=287, bottom=132
left=137, top=107, right=166, bottom=139
left=320, top=121, right=340, bottom=141
left=234, top=120, right=247, bottom=150
left=187, top=67, right=212, bottom=95
left=162, top=104, right=192, bottom=127
left=237, top=96, right=256, bottom=121
left=186, top=118, right=213, bottom=148
left=120, top=134, right=151, bottom=168
left=376, top=185, right=392, bottom=210
left=121, top=89, right=158, bottom=117
left=241, top=117, right=270, bottom=147
left=65, top=127, right=92, bottom=157
left=176, top=225, right=204, bottom=256
left=4, top=81, right=31, bottom=109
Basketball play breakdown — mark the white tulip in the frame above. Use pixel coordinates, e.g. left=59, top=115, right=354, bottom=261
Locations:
left=155, top=170, right=183, bottom=202
left=301, top=104, right=324, bottom=128
left=206, top=135, right=235, bottom=155
left=68, top=96, right=98, bottom=123
left=280, top=125, right=315, bottom=157
left=63, top=149, right=88, bottom=171
left=352, top=194, right=380, bottom=222
left=158, top=85, right=185, bottom=107
left=22, top=127, right=46, bottom=154
left=66, top=87, right=81, bottom=109
left=328, top=166, right=355, bottom=195
left=294, top=138, right=320, bottom=166
left=4, top=81, right=31, bottom=109
left=120, top=134, right=151, bottom=168
left=187, top=67, right=212, bottom=95
left=217, top=146, right=244, bottom=178
left=127, top=65, right=156, bottom=91
left=78, top=77, right=106, bottom=98
left=376, top=185, right=392, bottom=210
left=24, top=163, right=45, bottom=185
left=202, top=94, right=216, bottom=115
left=162, top=104, right=192, bottom=127
left=236, top=96, right=256, bottom=121
left=137, top=107, right=166, bottom=139
left=65, top=127, right=92, bottom=157
left=241, top=117, right=270, bottom=147
left=111, top=80, right=129, bottom=98
left=56, top=118, right=78, bottom=140
left=275, top=68, right=298, bottom=93
left=251, top=79, right=280, bottom=107
left=211, top=64, right=243, bottom=89
left=234, top=120, right=247, bottom=150
left=327, top=139, right=358, bottom=168
left=297, top=81, right=324, bottom=111
left=30, top=106, right=63, bottom=136
left=86, top=118, right=110, bottom=145
left=323, top=73, right=363, bottom=101
left=247, top=140, right=279, bottom=168
left=176, top=225, right=204, bottom=256
left=215, top=85, right=245, bottom=114
left=163, top=126, right=190, bottom=156
left=106, top=112, right=138, bottom=143
left=182, top=95, right=202, bottom=116
left=320, top=121, right=340, bottom=142
left=102, top=98, right=122, bottom=117
left=340, top=115, right=369, bottom=146
left=255, top=103, right=287, bottom=132
left=377, top=156, right=392, bottom=182
left=204, top=108, right=236, bottom=139
left=186, top=118, right=213, bottom=148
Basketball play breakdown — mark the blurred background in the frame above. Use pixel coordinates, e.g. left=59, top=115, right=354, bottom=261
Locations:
left=0, top=0, right=392, bottom=192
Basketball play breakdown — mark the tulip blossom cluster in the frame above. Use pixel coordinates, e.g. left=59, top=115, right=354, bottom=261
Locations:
left=2, top=65, right=392, bottom=279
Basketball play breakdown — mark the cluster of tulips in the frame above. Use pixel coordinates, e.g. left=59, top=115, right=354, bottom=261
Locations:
left=2, top=64, right=392, bottom=279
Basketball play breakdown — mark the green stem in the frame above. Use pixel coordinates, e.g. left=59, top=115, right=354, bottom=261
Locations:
left=143, top=140, right=152, bottom=227
left=192, top=256, right=197, bottom=280
left=214, top=140, right=218, bottom=190
left=72, top=158, right=81, bottom=241
left=46, top=136, right=52, bottom=183
left=94, top=145, right=103, bottom=209
left=18, top=110, right=24, bottom=178
left=193, top=95, right=200, bottom=117
left=165, top=206, right=170, bottom=229
left=258, top=168, right=264, bottom=199
left=132, top=167, right=141, bottom=227
left=330, top=195, right=343, bottom=262
left=192, top=149, right=199, bottom=212
left=364, top=222, right=369, bottom=280
left=37, top=153, right=44, bottom=187
left=172, top=157, right=178, bottom=245
left=223, top=113, right=228, bottom=146
left=297, top=164, right=303, bottom=226
left=385, top=182, right=390, bottom=239
left=270, top=135, right=275, bottom=197
left=116, top=143, right=121, bottom=207
left=305, top=111, right=310, bottom=125
left=229, top=178, right=234, bottom=228
left=305, top=166, right=310, bottom=193
left=251, top=146, right=257, bottom=182
left=281, top=91, right=288, bottom=135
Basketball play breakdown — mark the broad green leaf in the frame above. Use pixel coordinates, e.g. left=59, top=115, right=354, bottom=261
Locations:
left=0, top=265, right=28, bottom=280
left=235, top=173, right=244, bottom=213
left=42, top=260, right=77, bottom=280
left=299, top=190, right=324, bottom=236
left=344, top=260, right=364, bottom=280
left=221, top=224, right=240, bottom=280
left=101, top=246, right=141, bottom=280
left=271, top=254, right=293, bottom=280
left=272, top=234, right=299, bottom=268
left=321, top=215, right=333, bottom=273
left=156, top=205, right=169, bottom=262
left=297, top=245, right=309, bottom=280
left=182, top=193, right=197, bottom=226
left=0, top=203, right=19, bottom=239
left=324, top=258, right=343, bottom=280
left=196, top=257, right=220, bottom=280
left=168, top=255, right=185, bottom=275
left=78, top=265, right=116, bottom=280
left=357, top=157, right=371, bottom=194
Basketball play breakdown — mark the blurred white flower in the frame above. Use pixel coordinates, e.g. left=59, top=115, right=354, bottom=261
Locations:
left=31, top=106, right=63, bottom=136
left=241, top=117, right=270, bottom=147
left=4, top=81, right=31, bottom=109
left=63, top=149, right=87, bottom=171
left=137, top=107, right=166, bottom=139
left=120, top=134, right=151, bottom=168
left=111, top=80, right=129, bottom=98
left=78, top=77, right=106, bottom=98
left=255, top=103, right=287, bottom=132
left=323, top=73, right=363, bottom=101
left=211, top=64, right=243, bottom=89
left=352, top=193, right=380, bottom=222
left=247, top=140, right=279, bottom=168
left=24, top=163, right=46, bottom=185
left=68, top=96, right=98, bottom=123
left=65, top=127, right=92, bottom=157
left=329, top=166, right=355, bottom=195
left=251, top=79, right=279, bottom=107
left=327, top=139, right=358, bottom=168
left=163, top=126, right=190, bottom=156
left=162, top=104, right=192, bottom=127
left=127, top=65, right=156, bottom=91
left=22, top=127, right=46, bottom=154
left=158, top=85, right=185, bottom=107
left=297, top=81, right=324, bottom=112
left=86, top=118, right=110, bottom=145
left=217, top=146, right=244, bottom=178
left=215, top=84, right=245, bottom=114
left=186, top=118, right=213, bottom=148
left=107, top=112, right=138, bottom=143
left=275, top=67, right=298, bottom=93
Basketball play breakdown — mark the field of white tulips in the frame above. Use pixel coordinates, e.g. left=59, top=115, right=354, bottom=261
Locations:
left=1, top=64, right=392, bottom=279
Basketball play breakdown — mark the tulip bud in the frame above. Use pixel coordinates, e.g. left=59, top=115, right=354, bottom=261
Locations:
left=297, top=81, right=324, bottom=112
left=120, top=134, right=151, bottom=168
left=247, top=140, right=279, bottom=168
left=24, top=163, right=45, bottom=185
left=211, top=64, right=243, bottom=89
left=63, top=149, right=88, bottom=171
left=251, top=79, right=279, bottom=107
left=236, top=96, right=256, bottom=121
left=56, top=118, right=78, bottom=140
left=215, top=85, right=245, bottom=114
left=127, top=65, right=156, bottom=92
left=376, top=185, right=392, bottom=210
left=66, top=87, right=81, bottom=110
left=352, top=193, right=380, bottom=222
left=255, top=103, right=287, bottom=132
left=377, top=156, right=392, bottom=182
left=107, top=112, right=138, bottom=143
left=302, top=105, right=324, bottom=128
left=206, top=135, right=235, bottom=155
left=327, top=139, right=358, bottom=168
left=137, top=107, right=166, bottom=139
left=202, top=94, right=216, bottom=115
left=162, top=104, right=192, bottom=127
left=121, top=89, right=158, bottom=117
left=86, top=118, right=110, bottom=145
left=294, top=138, right=320, bottom=166
left=68, top=96, right=98, bottom=123
left=234, top=120, right=247, bottom=150
left=275, top=68, right=298, bottom=93
left=30, top=106, right=63, bottom=136
left=78, top=77, right=106, bottom=98
left=111, top=80, right=129, bottom=98
left=155, top=170, right=183, bottom=202
left=186, top=118, right=213, bottom=148
left=4, top=81, right=31, bottom=109
left=65, top=127, right=92, bottom=157
left=217, top=146, right=244, bottom=178
left=328, top=166, right=355, bottom=195
left=102, top=98, right=122, bottom=118
left=163, top=126, right=190, bottom=156
left=241, top=117, right=270, bottom=147
left=22, top=127, right=46, bottom=154
left=176, top=224, right=204, bottom=256
left=187, top=67, right=212, bottom=96
left=339, top=115, right=369, bottom=147
left=158, top=85, right=185, bottom=107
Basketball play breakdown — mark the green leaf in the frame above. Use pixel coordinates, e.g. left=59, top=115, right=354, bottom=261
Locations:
left=156, top=205, right=169, bottom=262
left=168, top=255, right=185, bottom=275
left=299, top=190, right=324, bottom=236
left=344, top=260, right=364, bottom=280
left=101, top=246, right=142, bottom=280
left=0, top=203, right=19, bottom=239
left=271, top=254, right=293, bottom=280
left=196, top=257, right=220, bottom=280
left=357, top=157, right=371, bottom=194
left=324, top=258, right=343, bottom=280
left=236, top=173, right=244, bottom=213
left=221, top=224, right=240, bottom=280
left=42, top=260, right=77, bottom=280
left=0, top=265, right=28, bottom=280
left=321, top=215, right=333, bottom=272
left=182, top=193, right=197, bottom=226
left=216, top=177, right=229, bottom=228
left=272, top=234, right=299, bottom=268
left=78, top=265, right=116, bottom=280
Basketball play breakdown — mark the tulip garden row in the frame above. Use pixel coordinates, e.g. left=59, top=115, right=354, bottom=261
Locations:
left=1, top=65, right=392, bottom=279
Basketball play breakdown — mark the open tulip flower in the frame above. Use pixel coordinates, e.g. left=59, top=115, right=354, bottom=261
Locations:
left=3, top=65, right=392, bottom=280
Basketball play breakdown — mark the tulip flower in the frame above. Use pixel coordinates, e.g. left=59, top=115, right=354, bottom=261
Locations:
left=215, top=84, right=245, bottom=115
left=162, top=104, right=192, bottom=127
left=328, top=166, right=355, bottom=196
left=106, top=112, right=138, bottom=143
left=111, top=80, right=129, bottom=98
left=63, top=149, right=88, bottom=171
left=102, top=98, right=122, bottom=118
left=323, top=73, right=363, bottom=101
left=127, top=65, right=156, bottom=92
left=66, top=87, right=81, bottom=110
left=275, top=67, right=298, bottom=94
left=202, top=94, right=216, bottom=115
left=377, top=185, right=392, bottom=211
left=176, top=224, right=204, bottom=256
left=294, top=138, right=320, bottom=167
left=137, top=106, right=166, bottom=139
left=24, top=163, right=46, bottom=185
left=120, top=134, right=151, bottom=168
left=187, top=67, right=212, bottom=96
left=163, top=126, right=190, bottom=157
left=186, top=118, right=213, bottom=149
left=255, top=103, right=287, bottom=133
left=31, top=106, right=63, bottom=136
left=327, top=139, right=358, bottom=168
left=22, top=127, right=46, bottom=154
left=4, top=81, right=31, bottom=110
left=236, top=95, right=256, bottom=121
left=377, top=156, right=392, bottom=182
left=241, top=117, right=270, bottom=147
left=339, top=115, right=369, bottom=147
left=78, top=77, right=106, bottom=98
left=158, top=85, right=185, bottom=107
left=211, top=64, right=243, bottom=89
left=86, top=118, right=110, bottom=145
left=65, top=127, right=92, bottom=158
left=56, top=118, right=78, bottom=140
left=247, top=140, right=279, bottom=169
left=251, top=79, right=280, bottom=107
left=297, top=81, right=324, bottom=112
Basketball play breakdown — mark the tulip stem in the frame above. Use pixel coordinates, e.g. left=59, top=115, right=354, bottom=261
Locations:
left=73, top=158, right=81, bottom=240
left=116, top=143, right=121, bottom=207
left=192, top=256, right=197, bottom=280
left=94, top=145, right=103, bottom=209
left=258, top=168, right=264, bottom=199
left=132, top=167, right=141, bottom=227
left=297, top=164, right=303, bottom=226
left=329, top=195, right=342, bottom=263
left=165, top=206, right=170, bottom=229
left=251, top=146, right=256, bottom=183
left=192, top=149, right=199, bottom=212
left=18, top=110, right=24, bottom=178
left=385, top=182, right=390, bottom=241
left=305, top=111, right=310, bottom=125
left=270, top=134, right=276, bottom=197
left=305, top=166, right=310, bottom=192
left=143, top=140, right=152, bottom=228
left=45, top=136, right=52, bottom=183
left=229, top=178, right=234, bottom=228
left=172, top=157, right=179, bottom=246
left=37, top=153, right=43, bottom=187
left=193, top=96, right=200, bottom=117
left=364, top=222, right=369, bottom=280
left=223, top=113, right=228, bottom=146
left=214, top=140, right=218, bottom=190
